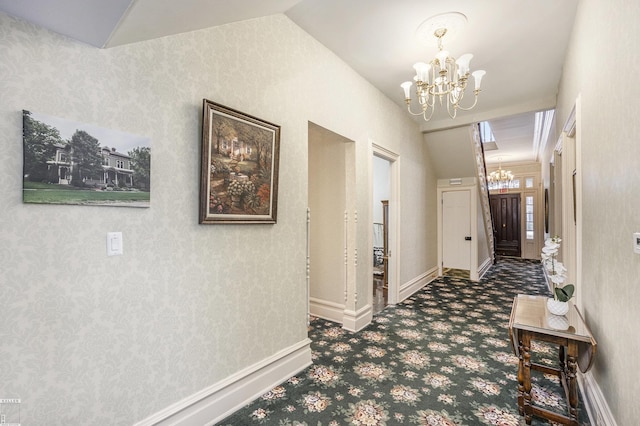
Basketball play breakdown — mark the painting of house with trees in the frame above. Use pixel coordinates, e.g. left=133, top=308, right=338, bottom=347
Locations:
left=22, top=110, right=151, bottom=207
left=200, top=101, right=280, bottom=224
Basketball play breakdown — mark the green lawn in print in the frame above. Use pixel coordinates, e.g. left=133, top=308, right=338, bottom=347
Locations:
left=23, top=181, right=150, bottom=205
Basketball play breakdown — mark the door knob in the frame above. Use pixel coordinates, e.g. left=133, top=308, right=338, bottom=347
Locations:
left=465, top=236, right=472, bottom=241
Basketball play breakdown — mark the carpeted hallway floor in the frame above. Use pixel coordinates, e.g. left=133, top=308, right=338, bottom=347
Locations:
left=218, top=258, right=590, bottom=425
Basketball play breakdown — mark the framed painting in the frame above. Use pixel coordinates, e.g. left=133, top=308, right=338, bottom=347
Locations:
left=22, top=110, right=151, bottom=208
left=200, top=100, right=280, bottom=224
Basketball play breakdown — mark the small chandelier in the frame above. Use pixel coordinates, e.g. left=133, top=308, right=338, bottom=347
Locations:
left=401, top=13, right=486, bottom=121
left=487, top=164, right=514, bottom=189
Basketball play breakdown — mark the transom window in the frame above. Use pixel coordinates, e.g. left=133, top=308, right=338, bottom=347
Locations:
left=525, top=177, right=534, bottom=188
left=488, top=178, right=520, bottom=191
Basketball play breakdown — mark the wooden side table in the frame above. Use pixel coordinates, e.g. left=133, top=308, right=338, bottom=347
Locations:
left=508, top=295, right=597, bottom=425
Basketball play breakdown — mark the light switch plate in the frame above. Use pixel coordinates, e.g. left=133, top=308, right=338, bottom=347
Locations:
left=107, top=232, right=123, bottom=256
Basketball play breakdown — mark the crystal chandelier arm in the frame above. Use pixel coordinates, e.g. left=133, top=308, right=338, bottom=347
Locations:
left=453, top=89, right=480, bottom=111
left=401, top=81, right=437, bottom=117
left=401, top=81, right=424, bottom=115
left=422, top=104, right=436, bottom=121
left=451, top=68, right=485, bottom=111
left=406, top=103, right=431, bottom=116
left=404, top=98, right=436, bottom=118
left=445, top=96, right=459, bottom=119
left=457, top=70, right=485, bottom=109
left=417, top=84, right=435, bottom=108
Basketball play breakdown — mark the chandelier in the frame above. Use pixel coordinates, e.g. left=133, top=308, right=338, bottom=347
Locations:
left=401, top=13, right=486, bottom=121
left=487, top=164, right=514, bottom=189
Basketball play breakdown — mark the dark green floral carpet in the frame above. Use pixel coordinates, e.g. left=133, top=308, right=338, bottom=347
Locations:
left=219, top=258, right=590, bottom=425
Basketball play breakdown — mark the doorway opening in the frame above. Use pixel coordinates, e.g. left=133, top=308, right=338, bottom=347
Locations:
left=307, top=122, right=355, bottom=325
left=372, top=145, right=399, bottom=312
left=372, top=154, right=390, bottom=313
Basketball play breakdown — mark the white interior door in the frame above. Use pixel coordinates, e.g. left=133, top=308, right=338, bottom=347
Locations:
left=442, top=190, right=471, bottom=270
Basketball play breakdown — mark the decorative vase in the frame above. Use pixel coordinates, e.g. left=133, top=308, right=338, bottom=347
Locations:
left=547, top=298, right=569, bottom=316
left=547, top=314, right=570, bottom=330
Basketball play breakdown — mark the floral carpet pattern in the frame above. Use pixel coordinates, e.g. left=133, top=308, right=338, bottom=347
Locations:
left=219, top=258, right=590, bottom=425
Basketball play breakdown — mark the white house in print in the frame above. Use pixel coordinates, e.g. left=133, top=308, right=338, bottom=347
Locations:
left=98, top=146, right=134, bottom=187
left=219, top=137, right=253, bottom=162
left=47, top=144, right=134, bottom=188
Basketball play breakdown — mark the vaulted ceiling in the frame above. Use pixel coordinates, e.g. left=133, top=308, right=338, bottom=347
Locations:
left=0, top=0, right=579, bottom=164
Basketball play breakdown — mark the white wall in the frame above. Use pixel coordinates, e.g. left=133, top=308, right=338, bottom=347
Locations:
left=423, top=126, right=477, bottom=179
left=308, top=123, right=348, bottom=307
left=0, top=12, right=436, bottom=424
left=554, top=1, right=640, bottom=424
left=372, top=155, right=390, bottom=224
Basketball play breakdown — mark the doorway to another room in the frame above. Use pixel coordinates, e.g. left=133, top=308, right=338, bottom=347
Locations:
left=372, top=151, right=394, bottom=314
left=307, top=122, right=355, bottom=326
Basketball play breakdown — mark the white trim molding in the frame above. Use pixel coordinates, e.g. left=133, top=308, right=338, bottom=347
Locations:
left=134, top=339, right=312, bottom=426
left=370, top=142, right=401, bottom=306
left=309, top=297, right=345, bottom=324
left=343, top=304, right=373, bottom=332
left=477, top=257, right=492, bottom=280
left=578, top=371, right=617, bottom=426
left=399, top=268, right=437, bottom=302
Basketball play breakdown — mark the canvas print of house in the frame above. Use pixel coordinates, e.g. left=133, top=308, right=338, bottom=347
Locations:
left=22, top=110, right=151, bottom=207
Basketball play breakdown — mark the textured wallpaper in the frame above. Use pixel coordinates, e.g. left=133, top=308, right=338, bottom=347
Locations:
left=555, top=1, right=640, bottom=424
left=0, top=12, right=435, bottom=425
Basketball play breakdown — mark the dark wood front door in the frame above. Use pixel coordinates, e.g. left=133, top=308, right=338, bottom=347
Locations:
left=490, top=194, right=521, bottom=257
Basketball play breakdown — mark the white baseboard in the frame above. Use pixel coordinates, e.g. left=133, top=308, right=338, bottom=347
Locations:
left=399, top=267, right=437, bottom=302
left=578, top=371, right=617, bottom=426
left=343, top=304, right=373, bottom=332
left=309, top=297, right=345, bottom=324
left=477, top=257, right=492, bottom=280
left=134, top=338, right=312, bottom=426
left=310, top=297, right=372, bottom=331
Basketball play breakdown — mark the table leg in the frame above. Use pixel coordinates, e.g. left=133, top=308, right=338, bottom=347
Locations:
left=567, top=341, right=579, bottom=422
left=521, top=333, right=533, bottom=425
left=559, top=344, right=566, bottom=371
left=517, top=332, right=525, bottom=415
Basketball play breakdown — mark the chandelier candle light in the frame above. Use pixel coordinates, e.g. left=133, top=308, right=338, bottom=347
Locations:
left=487, top=163, right=514, bottom=189
left=401, top=12, right=485, bottom=121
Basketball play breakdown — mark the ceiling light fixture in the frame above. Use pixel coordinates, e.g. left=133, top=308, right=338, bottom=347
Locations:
left=487, top=161, right=514, bottom=189
left=401, top=12, right=486, bottom=121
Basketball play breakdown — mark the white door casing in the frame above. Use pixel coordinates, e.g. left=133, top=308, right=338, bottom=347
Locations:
left=372, top=143, right=399, bottom=306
